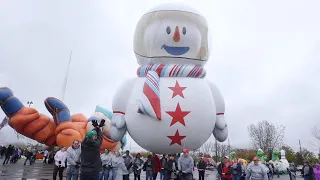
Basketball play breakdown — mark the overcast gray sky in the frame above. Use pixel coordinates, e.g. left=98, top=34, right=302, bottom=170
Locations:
left=0, top=0, right=320, bottom=153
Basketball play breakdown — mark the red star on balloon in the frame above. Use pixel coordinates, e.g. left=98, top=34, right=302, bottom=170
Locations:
left=167, top=130, right=186, bottom=146
left=166, top=103, right=190, bottom=126
left=168, top=81, right=187, bottom=98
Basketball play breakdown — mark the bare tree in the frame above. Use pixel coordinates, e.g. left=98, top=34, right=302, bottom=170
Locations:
left=200, top=137, right=231, bottom=159
left=200, top=138, right=215, bottom=155
left=312, top=127, right=320, bottom=142
left=247, top=120, right=285, bottom=156
left=217, top=143, right=229, bottom=158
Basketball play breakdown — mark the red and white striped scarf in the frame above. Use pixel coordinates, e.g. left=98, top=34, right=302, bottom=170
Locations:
left=137, top=64, right=206, bottom=78
left=137, top=64, right=206, bottom=120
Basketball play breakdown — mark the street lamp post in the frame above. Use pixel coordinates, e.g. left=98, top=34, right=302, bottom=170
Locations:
left=27, top=101, right=33, bottom=107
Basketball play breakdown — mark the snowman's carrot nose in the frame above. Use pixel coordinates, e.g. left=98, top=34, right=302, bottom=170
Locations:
left=173, top=26, right=180, bottom=42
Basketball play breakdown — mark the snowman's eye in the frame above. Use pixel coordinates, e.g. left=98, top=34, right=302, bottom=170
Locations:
left=166, top=26, right=171, bottom=34
left=182, top=27, right=187, bottom=35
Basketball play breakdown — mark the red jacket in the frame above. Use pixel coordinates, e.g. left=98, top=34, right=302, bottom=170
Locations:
left=152, top=155, right=162, bottom=174
left=221, top=161, right=233, bottom=179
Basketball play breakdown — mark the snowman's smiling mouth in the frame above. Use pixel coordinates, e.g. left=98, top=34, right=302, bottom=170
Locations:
left=161, top=44, right=190, bottom=56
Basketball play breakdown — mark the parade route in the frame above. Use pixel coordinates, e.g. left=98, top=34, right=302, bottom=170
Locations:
left=0, top=159, right=300, bottom=180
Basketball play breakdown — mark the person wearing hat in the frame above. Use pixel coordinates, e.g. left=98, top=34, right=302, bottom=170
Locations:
left=220, top=156, right=233, bottom=180
left=53, top=146, right=67, bottom=180
left=177, top=148, right=194, bottom=180
left=245, top=157, right=268, bottom=180
left=80, top=119, right=105, bottom=180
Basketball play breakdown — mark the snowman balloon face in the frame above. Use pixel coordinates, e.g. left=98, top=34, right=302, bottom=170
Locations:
left=134, top=4, right=209, bottom=66
left=143, top=16, right=201, bottom=58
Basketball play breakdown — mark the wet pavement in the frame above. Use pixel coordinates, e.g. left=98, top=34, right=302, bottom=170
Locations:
left=0, top=159, right=299, bottom=180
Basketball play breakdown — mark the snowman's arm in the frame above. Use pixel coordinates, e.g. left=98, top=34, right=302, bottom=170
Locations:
left=108, top=78, right=136, bottom=141
left=112, top=78, right=136, bottom=115
left=206, top=81, right=225, bottom=116
left=206, top=80, right=228, bottom=142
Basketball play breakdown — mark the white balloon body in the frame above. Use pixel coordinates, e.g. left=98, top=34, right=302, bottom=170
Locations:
left=111, top=3, right=228, bottom=154
left=280, top=150, right=290, bottom=171
left=125, top=78, right=216, bottom=154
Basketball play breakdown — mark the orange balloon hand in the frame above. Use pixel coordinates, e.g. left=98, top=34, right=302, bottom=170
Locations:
left=0, top=87, right=56, bottom=145
left=44, top=98, right=87, bottom=148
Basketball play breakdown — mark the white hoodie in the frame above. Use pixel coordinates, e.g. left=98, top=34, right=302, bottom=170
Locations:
left=54, top=150, right=67, bottom=167
left=112, top=155, right=129, bottom=180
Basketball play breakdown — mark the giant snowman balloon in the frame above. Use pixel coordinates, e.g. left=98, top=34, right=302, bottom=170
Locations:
left=108, top=3, right=228, bottom=154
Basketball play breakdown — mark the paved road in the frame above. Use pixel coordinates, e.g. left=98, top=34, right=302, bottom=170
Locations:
left=0, top=159, right=299, bottom=180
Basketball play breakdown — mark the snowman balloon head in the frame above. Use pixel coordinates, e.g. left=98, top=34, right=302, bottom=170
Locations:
left=133, top=3, right=209, bottom=66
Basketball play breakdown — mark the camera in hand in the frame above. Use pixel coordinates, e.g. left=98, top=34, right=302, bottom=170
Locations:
left=99, top=119, right=105, bottom=127
left=92, top=120, right=99, bottom=127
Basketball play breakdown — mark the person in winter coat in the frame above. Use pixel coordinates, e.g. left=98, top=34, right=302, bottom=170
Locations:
left=245, top=157, right=268, bottom=180
left=232, top=158, right=242, bottom=180
left=3, top=145, right=13, bottom=165
left=31, top=148, right=37, bottom=163
left=80, top=120, right=105, bottom=180
left=152, top=153, right=162, bottom=180
left=66, top=140, right=81, bottom=180
left=108, top=150, right=116, bottom=180
left=197, top=157, right=207, bottom=180
left=99, top=149, right=113, bottom=180
left=239, top=161, right=246, bottom=180
left=302, top=162, right=313, bottom=180
left=313, top=164, right=320, bottom=180
left=132, top=153, right=144, bottom=180
left=43, top=149, right=49, bottom=164
left=177, top=148, right=194, bottom=180
left=217, top=162, right=223, bottom=180
left=48, top=151, right=55, bottom=164
left=160, top=155, right=167, bottom=180
left=144, top=155, right=154, bottom=180
left=111, top=151, right=129, bottom=180
left=10, top=148, right=19, bottom=163
left=24, top=147, right=33, bottom=165
left=0, top=146, right=5, bottom=158
left=220, top=156, right=233, bottom=180
left=53, top=146, right=67, bottom=180
left=123, top=150, right=133, bottom=180
left=274, top=162, right=280, bottom=178
left=165, top=154, right=178, bottom=180
left=288, top=163, right=297, bottom=180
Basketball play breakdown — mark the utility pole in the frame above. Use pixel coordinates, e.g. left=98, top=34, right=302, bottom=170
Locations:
left=27, top=101, right=33, bottom=107
left=61, top=50, right=72, bottom=102
left=299, top=139, right=302, bottom=154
